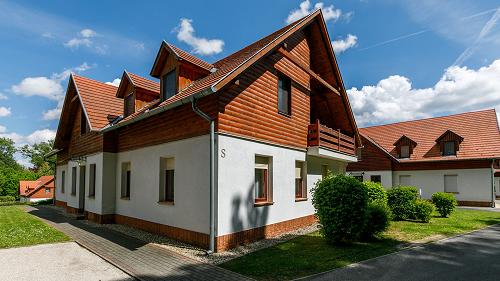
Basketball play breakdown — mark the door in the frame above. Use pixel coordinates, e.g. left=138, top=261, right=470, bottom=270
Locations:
left=79, top=166, right=86, bottom=212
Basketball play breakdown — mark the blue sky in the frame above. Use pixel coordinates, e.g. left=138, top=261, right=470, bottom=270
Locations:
left=0, top=0, right=499, bottom=161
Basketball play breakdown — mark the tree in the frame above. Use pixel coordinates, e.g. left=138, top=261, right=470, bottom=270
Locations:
left=20, top=140, right=55, bottom=174
left=0, top=137, right=19, bottom=169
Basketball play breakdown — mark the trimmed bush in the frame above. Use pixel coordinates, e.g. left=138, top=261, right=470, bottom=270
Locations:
left=0, top=196, right=15, bottom=202
left=361, top=200, right=392, bottom=238
left=387, top=186, right=418, bottom=220
left=413, top=199, right=434, bottom=222
left=363, top=181, right=387, bottom=203
left=432, top=192, right=457, bottom=217
left=312, top=175, right=368, bottom=243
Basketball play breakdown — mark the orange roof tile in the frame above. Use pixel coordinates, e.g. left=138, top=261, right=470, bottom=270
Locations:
left=127, top=72, right=160, bottom=94
left=72, top=75, right=123, bottom=130
left=166, top=43, right=214, bottom=71
left=360, top=109, right=500, bottom=162
left=19, top=176, right=54, bottom=197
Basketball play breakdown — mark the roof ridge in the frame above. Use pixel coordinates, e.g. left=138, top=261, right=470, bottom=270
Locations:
left=127, top=72, right=159, bottom=83
left=361, top=108, right=496, bottom=130
left=72, top=73, right=119, bottom=88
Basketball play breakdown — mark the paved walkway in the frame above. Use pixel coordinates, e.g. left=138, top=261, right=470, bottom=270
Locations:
left=303, top=224, right=500, bottom=281
left=27, top=206, right=251, bottom=281
left=0, top=242, right=134, bottom=281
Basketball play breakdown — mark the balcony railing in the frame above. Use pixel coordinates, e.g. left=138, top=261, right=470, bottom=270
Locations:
left=307, top=120, right=356, bottom=156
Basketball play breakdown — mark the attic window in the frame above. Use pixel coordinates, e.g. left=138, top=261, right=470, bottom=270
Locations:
left=162, top=70, right=176, bottom=101
left=443, top=141, right=456, bottom=156
left=124, top=93, right=135, bottom=117
left=400, top=145, right=410, bottom=158
left=436, top=130, right=463, bottom=157
left=393, top=135, right=417, bottom=159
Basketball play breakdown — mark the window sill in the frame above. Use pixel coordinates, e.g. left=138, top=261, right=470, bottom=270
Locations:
left=254, top=202, right=274, bottom=207
left=295, top=197, right=308, bottom=202
left=278, top=111, right=292, bottom=118
left=120, top=196, right=130, bottom=200
left=158, top=201, right=174, bottom=206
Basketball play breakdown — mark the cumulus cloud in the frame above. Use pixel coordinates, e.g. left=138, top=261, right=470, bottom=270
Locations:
left=11, top=63, right=92, bottom=120
left=176, top=18, right=224, bottom=56
left=64, top=28, right=109, bottom=54
left=0, top=127, right=55, bottom=146
left=0, top=107, right=11, bottom=117
left=105, top=78, right=121, bottom=87
left=0, top=125, right=6, bottom=133
left=347, top=59, right=500, bottom=127
left=80, top=28, right=96, bottom=38
left=286, top=0, right=343, bottom=24
left=332, top=34, right=358, bottom=53
left=0, top=92, right=7, bottom=100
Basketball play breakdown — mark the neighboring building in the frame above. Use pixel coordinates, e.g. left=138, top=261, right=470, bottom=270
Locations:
left=19, top=176, right=55, bottom=203
left=51, top=10, right=361, bottom=252
left=347, top=109, right=500, bottom=207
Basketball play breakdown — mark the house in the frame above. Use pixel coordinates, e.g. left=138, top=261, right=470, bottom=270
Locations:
left=347, top=109, right=500, bottom=207
left=51, top=10, right=361, bottom=252
left=19, top=176, right=55, bottom=203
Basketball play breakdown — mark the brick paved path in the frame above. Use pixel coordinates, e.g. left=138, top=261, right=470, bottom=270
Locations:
left=27, top=206, right=251, bottom=281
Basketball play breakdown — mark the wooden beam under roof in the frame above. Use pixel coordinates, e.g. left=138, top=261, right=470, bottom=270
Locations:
left=276, top=47, right=340, bottom=96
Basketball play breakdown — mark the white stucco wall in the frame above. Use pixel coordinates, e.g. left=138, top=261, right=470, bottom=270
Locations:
left=83, top=153, right=104, bottom=214
left=114, top=135, right=210, bottom=234
left=217, top=134, right=347, bottom=236
left=347, top=170, right=393, bottom=188
left=55, top=164, right=68, bottom=203
left=393, top=168, right=492, bottom=202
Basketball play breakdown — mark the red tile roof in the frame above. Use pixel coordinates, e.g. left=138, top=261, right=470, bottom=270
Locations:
left=72, top=75, right=123, bottom=130
left=127, top=72, right=160, bottom=94
left=19, top=176, right=54, bottom=197
left=166, top=43, right=214, bottom=71
left=360, top=109, right=500, bottom=162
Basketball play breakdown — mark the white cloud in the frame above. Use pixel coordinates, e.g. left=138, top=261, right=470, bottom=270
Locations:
left=0, top=127, right=55, bottom=146
left=176, top=18, right=224, bottom=56
left=0, top=92, right=7, bottom=100
left=64, top=28, right=109, bottom=54
left=64, top=37, right=92, bottom=48
left=0, top=107, right=11, bottom=117
left=286, top=0, right=343, bottom=24
left=332, top=34, right=358, bottom=53
left=105, top=78, right=121, bottom=87
left=11, top=63, right=92, bottom=120
left=0, top=125, right=6, bottom=133
left=347, top=59, right=500, bottom=127
left=80, top=28, right=96, bottom=38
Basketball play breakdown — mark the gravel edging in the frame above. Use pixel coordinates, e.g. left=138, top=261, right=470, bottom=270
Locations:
left=45, top=205, right=319, bottom=264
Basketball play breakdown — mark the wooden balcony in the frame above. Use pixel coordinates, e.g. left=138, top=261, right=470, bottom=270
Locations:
left=307, top=120, right=356, bottom=156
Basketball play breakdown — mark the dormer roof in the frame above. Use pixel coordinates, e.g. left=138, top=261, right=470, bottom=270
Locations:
left=435, top=129, right=464, bottom=143
left=116, top=71, right=160, bottom=98
left=393, top=135, right=417, bottom=147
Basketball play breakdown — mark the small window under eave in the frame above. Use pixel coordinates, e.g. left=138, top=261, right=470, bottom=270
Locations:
left=393, top=135, right=417, bottom=159
left=162, top=70, right=177, bottom=101
left=436, top=130, right=463, bottom=157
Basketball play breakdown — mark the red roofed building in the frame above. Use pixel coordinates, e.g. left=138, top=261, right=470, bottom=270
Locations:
left=52, top=10, right=361, bottom=252
left=347, top=109, right=500, bottom=207
left=19, top=176, right=55, bottom=203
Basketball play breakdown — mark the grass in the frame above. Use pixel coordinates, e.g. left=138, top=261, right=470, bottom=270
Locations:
left=0, top=205, right=69, bottom=249
left=220, top=209, right=500, bottom=280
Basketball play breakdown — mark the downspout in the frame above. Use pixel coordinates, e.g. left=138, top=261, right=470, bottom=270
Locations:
left=491, top=160, right=496, bottom=208
left=191, top=97, right=215, bottom=254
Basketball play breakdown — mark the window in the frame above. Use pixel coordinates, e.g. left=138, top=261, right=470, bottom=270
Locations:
left=444, top=175, right=458, bottom=193
left=162, top=70, right=176, bottom=100
left=89, top=164, right=96, bottom=197
left=399, top=175, right=411, bottom=186
left=71, top=167, right=77, bottom=195
left=45, top=188, right=50, bottom=194
left=124, top=93, right=135, bottom=117
left=370, top=175, right=382, bottom=183
left=61, top=171, right=65, bottom=193
left=400, top=145, right=410, bottom=158
left=80, top=110, right=88, bottom=135
left=277, top=74, right=291, bottom=115
left=353, top=175, right=363, bottom=182
left=255, top=156, right=272, bottom=203
left=121, top=162, right=131, bottom=198
left=443, top=141, right=456, bottom=156
left=321, top=164, right=330, bottom=179
left=159, top=158, right=175, bottom=202
left=295, top=161, right=307, bottom=199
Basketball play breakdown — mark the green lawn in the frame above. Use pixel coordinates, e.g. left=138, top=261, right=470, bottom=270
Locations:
left=0, top=206, right=69, bottom=248
left=220, top=209, right=500, bottom=280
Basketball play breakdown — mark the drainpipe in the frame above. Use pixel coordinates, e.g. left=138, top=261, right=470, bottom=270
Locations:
left=491, top=160, right=496, bottom=208
left=191, top=97, right=215, bottom=254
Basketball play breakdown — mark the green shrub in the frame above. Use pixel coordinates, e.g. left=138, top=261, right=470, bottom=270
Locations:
left=363, top=181, right=387, bottom=203
left=361, top=200, right=392, bottom=238
left=0, top=195, right=15, bottom=202
left=432, top=192, right=457, bottom=217
left=312, top=175, right=368, bottom=243
left=413, top=199, right=434, bottom=222
left=387, top=186, right=418, bottom=220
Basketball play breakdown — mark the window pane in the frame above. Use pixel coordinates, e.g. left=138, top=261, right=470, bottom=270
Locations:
left=165, top=169, right=174, bottom=201
left=255, top=168, right=267, bottom=201
left=89, top=164, right=96, bottom=196
left=444, top=141, right=456, bottom=156
left=163, top=70, right=176, bottom=100
left=370, top=175, right=381, bottom=183
left=71, top=167, right=77, bottom=195
left=278, top=75, right=291, bottom=115
left=61, top=171, right=65, bottom=193
left=125, top=94, right=135, bottom=116
left=444, top=175, right=458, bottom=193
left=400, top=145, right=410, bottom=158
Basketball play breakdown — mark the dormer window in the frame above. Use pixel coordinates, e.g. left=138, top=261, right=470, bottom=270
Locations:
left=436, top=130, right=463, bottom=157
left=124, top=93, right=135, bottom=117
left=393, top=135, right=417, bottom=159
left=162, top=70, right=176, bottom=101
